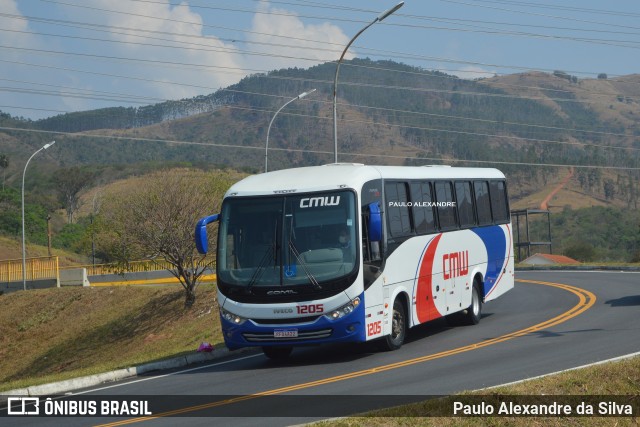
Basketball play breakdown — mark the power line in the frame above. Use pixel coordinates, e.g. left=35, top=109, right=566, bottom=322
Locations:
left=5, top=43, right=640, bottom=109
left=1, top=61, right=638, bottom=143
left=40, top=0, right=640, bottom=50
left=0, top=105, right=69, bottom=114
left=2, top=10, right=635, bottom=79
left=457, top=0, right=640, bottom=19
left=1, top=23, right=631, bottom=83
left=3, top=101, right=640, bottom=156
left=224, top=105, right=640, bottom=153
left=4, top=0, right=639, bottom=132
left=436, top=0, right=640, bottom=32
left=1, top=125, right=637, bottom=170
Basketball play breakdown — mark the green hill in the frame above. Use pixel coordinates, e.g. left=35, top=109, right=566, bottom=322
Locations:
left=1, top=59, right=639, bottom=263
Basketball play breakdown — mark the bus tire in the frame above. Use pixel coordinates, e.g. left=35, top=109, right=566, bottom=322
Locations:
left=381, top=298, right=406, bottom=351
left=262, top=346, right=293, bottom=359
left=462, top=279, right=483, bottom=325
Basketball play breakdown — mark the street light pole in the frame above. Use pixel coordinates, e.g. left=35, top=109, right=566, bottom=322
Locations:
left=332, top=1, right=404, bottom=163
left=265, top=89, right=316, bottom=172
left=22, top=140, right=56, bottom=290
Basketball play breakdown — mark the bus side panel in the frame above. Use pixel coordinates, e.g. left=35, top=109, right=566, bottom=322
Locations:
left=414, top=234, right=442, bottom=324
left=364, top=278, right=386, bottom=341
left=413, top=230, right=489, bottom=323
left=471, top=224, right=514, bottom=302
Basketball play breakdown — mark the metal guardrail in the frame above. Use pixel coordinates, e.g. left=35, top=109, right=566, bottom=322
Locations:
left=0, top=256, right=59, bottom=283
left=68, top=260, right=175, bottom=276
left=60, top=259, right=216, bottom=276
left=1, top=256, right=216, bottom=283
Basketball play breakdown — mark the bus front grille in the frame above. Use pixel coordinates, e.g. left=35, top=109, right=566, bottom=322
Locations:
left=243, top=328, right=333, bottom=342
left=251, top=316, right=320, bottom=325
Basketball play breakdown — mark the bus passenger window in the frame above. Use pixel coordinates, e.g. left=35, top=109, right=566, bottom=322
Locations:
left=410, top=182, right=435, bottom=234
left=455, top=181, right=475, bottom=228
left=474, top=180, right=492, bottom=225
left=435, top=181, right=458, bottom=230
left=489, top=180, right=509, bottom=223
left=385, top=182, right=412, bottom=237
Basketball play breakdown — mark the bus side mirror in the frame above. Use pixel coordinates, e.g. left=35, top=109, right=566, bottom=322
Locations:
left=367, top=202, right=382, bottom=242
left=195, top=214, right=220, bottom=254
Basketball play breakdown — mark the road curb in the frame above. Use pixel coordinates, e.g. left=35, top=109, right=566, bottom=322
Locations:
left=516, top=265, right=640, bottom=272
left=0, top=346, right=253, bottom=401
left=480, top=351, right=640, bottom=391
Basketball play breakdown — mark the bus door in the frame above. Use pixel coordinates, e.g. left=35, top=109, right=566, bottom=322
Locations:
left=433, top=181, right=464, bottom=316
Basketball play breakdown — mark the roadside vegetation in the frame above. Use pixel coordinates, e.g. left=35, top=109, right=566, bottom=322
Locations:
left=313, top=355, right=640, bottom=426
left=94, top=168, right=239, bottom=306
left=0, top=285, right=222, bottom=392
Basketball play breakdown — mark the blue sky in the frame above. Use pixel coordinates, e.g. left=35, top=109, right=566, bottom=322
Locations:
left=1, top=0, right=639, bottom=120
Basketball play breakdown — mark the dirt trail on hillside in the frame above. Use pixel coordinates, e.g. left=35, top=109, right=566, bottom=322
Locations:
left=540, top=167, right=574, bottom=210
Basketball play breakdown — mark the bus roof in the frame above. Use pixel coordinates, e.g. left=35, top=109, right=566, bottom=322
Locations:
left=225, top=163, right=506, bottom=197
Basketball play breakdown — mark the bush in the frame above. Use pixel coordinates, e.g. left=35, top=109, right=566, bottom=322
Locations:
left=564, top=241, right=597, bottom=262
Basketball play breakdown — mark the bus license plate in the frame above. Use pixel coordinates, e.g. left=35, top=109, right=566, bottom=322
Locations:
left=274, top=329, right=298, bottom=338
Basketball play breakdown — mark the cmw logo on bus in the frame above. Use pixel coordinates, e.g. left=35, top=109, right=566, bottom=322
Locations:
left=299, top=196, right=340, bottom=208
left=443, top=250, right=469, bottom=280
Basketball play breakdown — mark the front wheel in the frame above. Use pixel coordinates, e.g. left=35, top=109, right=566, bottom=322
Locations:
left=380, top=298, right=406, bottom=351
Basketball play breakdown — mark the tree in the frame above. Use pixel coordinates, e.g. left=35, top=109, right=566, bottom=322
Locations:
left=603, top=179, right=616, bottom=200
left=53, top=167, right=96, bottom=223
left=96, top=169, right=237, bottom=307
left=0, top=154, right=8, bottom=190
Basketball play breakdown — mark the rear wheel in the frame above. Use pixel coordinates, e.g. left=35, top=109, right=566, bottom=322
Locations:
left=262, top=346, right=293, bottom=359
left=380, top=298, right=406, bottom=351
left=462, top=279, right=483, bottom=325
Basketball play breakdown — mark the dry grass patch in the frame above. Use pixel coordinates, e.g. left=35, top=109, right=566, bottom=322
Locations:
left=0, top=285, right=221, bottom=391
left=312, top=356, right=640, bottom=426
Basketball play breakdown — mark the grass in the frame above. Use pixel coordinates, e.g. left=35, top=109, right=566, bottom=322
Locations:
left=0, top=235, right=89, bottom=267
left=0, top=284, right=222, bottom=392
left=516, top=262, right=640, bottom=269
left=312, top=356, right=640, bottom=426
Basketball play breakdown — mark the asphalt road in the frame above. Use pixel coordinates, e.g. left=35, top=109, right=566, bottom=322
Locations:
left=5, top=270, right=640, bottom=426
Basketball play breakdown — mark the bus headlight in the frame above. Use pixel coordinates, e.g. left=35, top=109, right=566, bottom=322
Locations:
left=220, top=307, right=247, bottom=325
left=326, top=297, right=360, bottom=320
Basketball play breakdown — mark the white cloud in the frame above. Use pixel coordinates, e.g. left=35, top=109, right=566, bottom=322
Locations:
left=245, top=1, right=352, bottom=72
left=0, top=0, right=41, bottom=56
left=453, top=66, right=496, bottom=80
left=55, top=0, right=348, bottom=104
left=0, top=0, right=27, bottom=31
left=0, top=0, right=352, bottom=119
left=71, top=0, right=246, bottom=101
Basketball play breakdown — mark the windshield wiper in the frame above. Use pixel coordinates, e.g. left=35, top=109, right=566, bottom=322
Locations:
left=288, top=241, right=321, bottom=290
left=246, top=244, right=275, bottom=291
left=247, top=217, right=281, bottom=291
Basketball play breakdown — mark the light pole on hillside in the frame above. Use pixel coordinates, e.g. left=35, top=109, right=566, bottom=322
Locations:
left=265, top=89, right=316, bottom=172
left=22, top=141, right=56, bottom=290
left=332, top=1, right=404, bottom=163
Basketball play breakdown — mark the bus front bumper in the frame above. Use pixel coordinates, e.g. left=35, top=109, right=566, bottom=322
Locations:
left=220, top=301, right=366, bottom=350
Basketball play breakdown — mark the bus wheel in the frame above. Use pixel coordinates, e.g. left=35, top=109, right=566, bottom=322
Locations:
left=381, top=298, right=406, bottom=351
left=463, top=279, right=483, bottom=325
left=262, top=346, right=293, bottom=359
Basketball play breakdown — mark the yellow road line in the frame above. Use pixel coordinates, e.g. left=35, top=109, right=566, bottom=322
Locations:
left=94, top=279, right=596, bottom=425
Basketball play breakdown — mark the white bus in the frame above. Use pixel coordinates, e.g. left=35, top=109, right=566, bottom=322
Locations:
left=195, top=164, right=514, bottom=359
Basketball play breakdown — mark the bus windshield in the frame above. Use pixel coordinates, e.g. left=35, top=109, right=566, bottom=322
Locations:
left=217, top=190, right=357, bottom=289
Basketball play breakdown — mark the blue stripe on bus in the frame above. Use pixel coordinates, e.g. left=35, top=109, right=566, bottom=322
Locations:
left=471, top=226, right=506, bottom=297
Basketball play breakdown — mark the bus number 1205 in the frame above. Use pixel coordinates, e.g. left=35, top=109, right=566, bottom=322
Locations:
left=297, top=304, right=323, bottom=314
left=367, top=320, right=382, bottom=337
